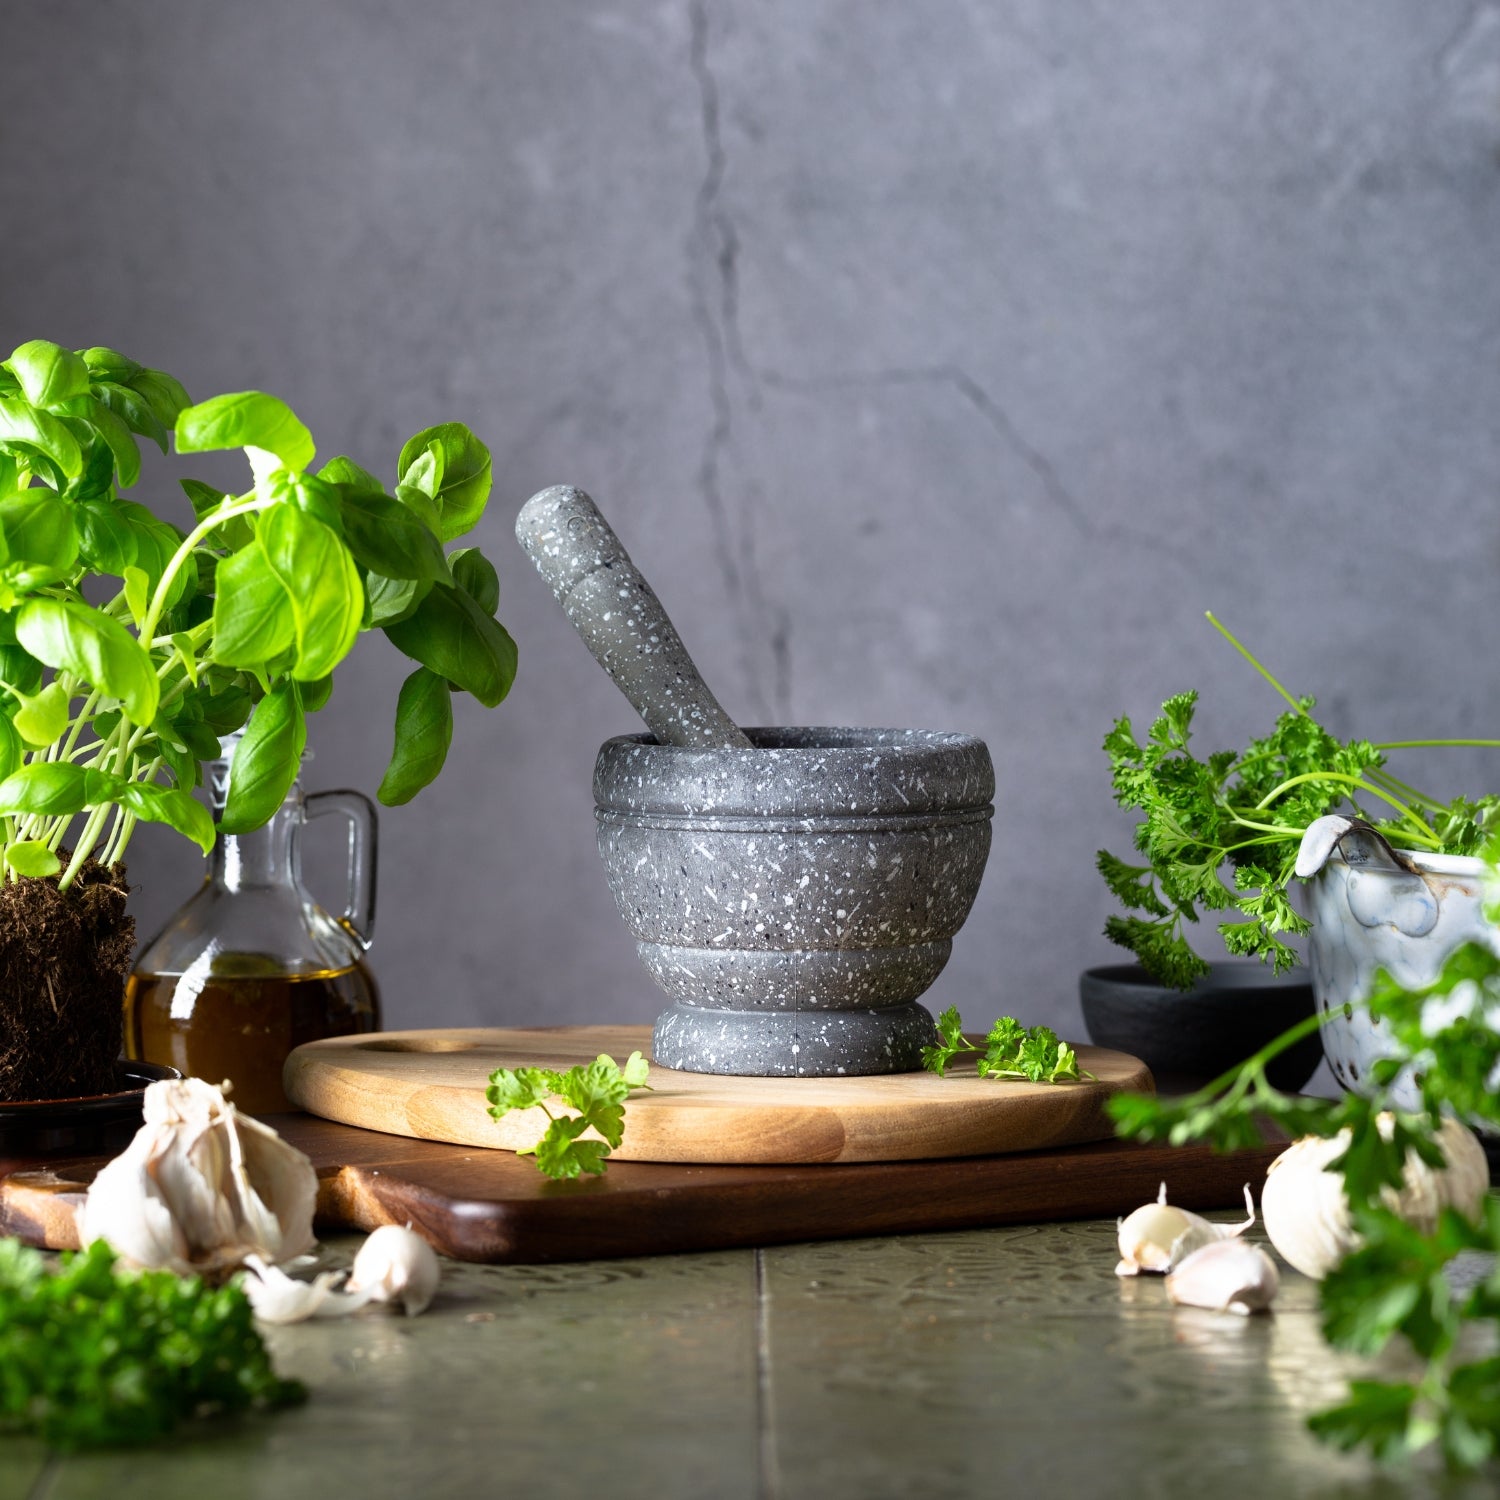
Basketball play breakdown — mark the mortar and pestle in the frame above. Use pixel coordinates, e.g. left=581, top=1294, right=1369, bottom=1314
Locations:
left=516, top=486, right=994, bottom=1078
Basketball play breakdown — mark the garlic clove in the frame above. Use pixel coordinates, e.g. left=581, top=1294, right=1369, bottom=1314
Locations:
left=1166, top=1239, right=1279, bottom=1315
left=1262, top=1115, right=1490, bottom=1281
left=346, top=1225, right=441, bottom=1316
left=240, top=1256, right=373, bottom=1325
left=1116, top=1182, right=1256, bottom=1276
left=79, top=1144, right=191, bottom=1275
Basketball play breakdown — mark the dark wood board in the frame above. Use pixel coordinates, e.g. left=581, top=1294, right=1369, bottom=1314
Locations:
left=0, top=1113, right=1283, bottom=1264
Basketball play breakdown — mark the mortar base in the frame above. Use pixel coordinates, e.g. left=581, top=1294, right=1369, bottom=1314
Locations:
left=651, top=1001, right=937, bottom=1077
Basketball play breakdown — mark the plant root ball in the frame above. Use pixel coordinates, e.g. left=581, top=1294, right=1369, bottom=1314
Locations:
left=0, top=860, right=134, bottom=1102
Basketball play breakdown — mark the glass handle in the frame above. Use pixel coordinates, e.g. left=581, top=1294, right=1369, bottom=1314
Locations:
left=304, top=788, right=378, bottom=948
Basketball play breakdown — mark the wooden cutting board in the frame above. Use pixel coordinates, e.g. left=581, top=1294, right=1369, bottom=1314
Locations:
left=0, top=1113, right=1283, bottom=1264
left=283, top=1025, right=1152, bottom=1163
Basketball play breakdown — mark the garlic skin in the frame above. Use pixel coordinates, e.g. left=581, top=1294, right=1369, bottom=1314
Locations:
left=1166, top=1240, right=1279, bottom=1315
left=79, top=1078, right=317, bottom=1279
left=1261, top=1114, right=1489, bottom=1281
left=346, top=1224, right=441, bottom=1316
left=1116, top=1182, right=1256, bottom=1276
left=240, top=1256, right=373, bottom=1325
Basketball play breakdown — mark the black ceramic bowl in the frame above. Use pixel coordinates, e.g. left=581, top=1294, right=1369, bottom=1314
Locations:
left=0, top=1061, right=181, bottom=1159
left=1079, top=962, right=1323, bottom=1095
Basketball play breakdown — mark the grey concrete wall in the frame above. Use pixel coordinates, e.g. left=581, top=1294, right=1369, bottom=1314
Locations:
left=3, top=0, right=1499, bottom=1037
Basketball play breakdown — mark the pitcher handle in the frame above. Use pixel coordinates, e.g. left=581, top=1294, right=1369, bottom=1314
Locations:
left=304, top=789, right=378, bottom=948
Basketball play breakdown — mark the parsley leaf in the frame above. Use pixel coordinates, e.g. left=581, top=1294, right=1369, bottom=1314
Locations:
left=921, top=1010, right=1093, bottom=1084
left=485, top=1050, right=652, bottom=1178
left=0, top=1238, right=303, bottom=1450
left=1099, top=615, right=1495, bottom=987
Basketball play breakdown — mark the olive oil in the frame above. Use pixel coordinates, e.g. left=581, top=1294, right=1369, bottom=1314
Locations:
left=124, top=960, right=380, bottom=1114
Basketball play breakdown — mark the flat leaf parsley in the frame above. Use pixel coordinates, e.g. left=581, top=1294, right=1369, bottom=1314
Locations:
left=485, top=1050, right=651, bottom=1179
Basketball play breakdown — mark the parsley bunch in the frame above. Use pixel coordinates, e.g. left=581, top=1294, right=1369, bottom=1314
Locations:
left=1100, top=614, right=1500, bottom=988
left=0, top=1238, right=303, bottom=1450
left=1109, top=899, right=1500, bottom=1472
left=922, top=1008, right=1092, bottom=1083
left=485, top=1051, right=651, bottom=1179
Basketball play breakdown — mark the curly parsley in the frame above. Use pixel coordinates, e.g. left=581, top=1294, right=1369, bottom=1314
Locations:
left=921, top=1008, right=1092, bottom=1083
left=0, top=1238, right=303, bottom=1450
left=1099, top=613, right=1500, bottom=988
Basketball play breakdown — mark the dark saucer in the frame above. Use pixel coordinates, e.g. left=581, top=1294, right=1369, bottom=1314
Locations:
left=1080, top=962, right=1324, bottom=1095
left=0, top=1061, right=181, bottom=1159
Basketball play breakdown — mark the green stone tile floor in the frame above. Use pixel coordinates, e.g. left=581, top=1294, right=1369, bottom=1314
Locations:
left=7, top=1216, right=1497, bottom=1500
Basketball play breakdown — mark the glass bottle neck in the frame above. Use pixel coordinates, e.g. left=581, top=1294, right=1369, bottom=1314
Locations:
left=210, top=781, right=304, bottom=894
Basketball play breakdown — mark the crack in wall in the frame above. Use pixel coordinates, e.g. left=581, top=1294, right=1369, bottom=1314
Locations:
left=687, top=0, right=790, bottom=723
left=760, top=363, right=1092, bottom=535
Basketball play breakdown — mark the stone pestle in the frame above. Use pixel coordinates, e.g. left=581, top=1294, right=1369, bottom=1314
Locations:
left=514, top=485, right=751, bottom=750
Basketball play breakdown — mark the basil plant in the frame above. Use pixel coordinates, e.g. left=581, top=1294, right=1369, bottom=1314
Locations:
left=0, top=338, right=515, bottom=890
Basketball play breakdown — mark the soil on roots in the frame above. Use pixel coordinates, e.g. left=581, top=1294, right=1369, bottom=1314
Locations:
left=0, top=861, right=134, bottom=1102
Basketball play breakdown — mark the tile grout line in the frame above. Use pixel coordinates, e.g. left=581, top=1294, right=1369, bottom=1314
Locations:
left=26, top=1454, right=59, bottom=1500
left=754, top=1248, right=782, bottom=1500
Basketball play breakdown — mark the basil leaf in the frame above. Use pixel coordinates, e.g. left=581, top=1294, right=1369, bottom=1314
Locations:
left=13, top=682, right=70, bottom=748
left=0, top=640, right=43, bottom=697
left=396, top=423, right=490, bottom=541
left=5, top=340, right=90, bottom=409
left=197, top=682, right=254, bottom=737
left=211, top=542, right=296, bottom=667
left=0, top=490, right=80, bottom=577
left=117, top=782, right=214, bottom=854
left=377, top=667, right=452, bottom=806
left=0, top=762, right=122, bottom=816
left=298, top=675, right=333, bottom=713
left=5, top=841, right=60, bottom=878
left=92, top=379, right=169, bottom=452
left=0, top=398, right=83, bottom=481
left=127, top=367, right=191, bottom=430
left=365, top=571, right=430, bottom=627
left=384, top=583, right=516, bottom=707
left=79, top=347, right=143, bottom=381
left=180, top=478, right=228, bottom=524
left=318, top=455, right=383, bottom=496
left=221, top=682, right=304, bottom=834
left=449, top=546, right=499, bottom=614
left=392, top=481, right=442, bottom=536
left=340, top=492, right=450, bottom=583
left=75, top=496, right=140, bottom=575
left=0, top=712, right=22, bottom=782
left=258, top=506, right=362, bottom=680
left=16, top=597, right=159, bottom=725
left=176, top=392, right=315, bottom=473
left=60, top=395, right=140, bottom=489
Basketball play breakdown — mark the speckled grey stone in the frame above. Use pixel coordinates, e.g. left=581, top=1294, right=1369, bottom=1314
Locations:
left=515, top=486, right=750, bottom=750
left=595, top=727, right=994, bottom=1076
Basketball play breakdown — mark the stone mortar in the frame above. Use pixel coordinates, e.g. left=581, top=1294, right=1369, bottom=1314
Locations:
left=595, top=726, right=995, bottom=1076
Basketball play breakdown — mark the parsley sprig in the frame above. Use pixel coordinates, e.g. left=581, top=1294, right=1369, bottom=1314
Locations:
left=921, top=1008, right=1093, bottom=1083
left=0, top=1238, right=303, bottom=1450
left=1099, top=613, right=1500, bottom=988
left=485, top=1050, right=651, bottom=1179
left=1108, top=884, right=1500, bottom=1472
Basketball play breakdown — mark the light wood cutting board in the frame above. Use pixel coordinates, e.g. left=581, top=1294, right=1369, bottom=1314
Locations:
left=283, top=1025, right=1152, bottom=1165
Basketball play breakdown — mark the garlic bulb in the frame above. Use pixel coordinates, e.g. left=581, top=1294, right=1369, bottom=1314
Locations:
left=1261, top=1114, right=1489, bottom=1280
left=79, top=1077, right=317, bottom=1279
left=346, top=1224, right=441, bottom=1316
left=1166, top=1240, right=1279, bottom=1315
left=1116, top=1182, right=1256, bottom=1276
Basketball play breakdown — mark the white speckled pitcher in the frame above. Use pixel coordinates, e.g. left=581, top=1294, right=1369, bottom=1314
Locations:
left=1304, top=825, right=1497, bottom=1109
